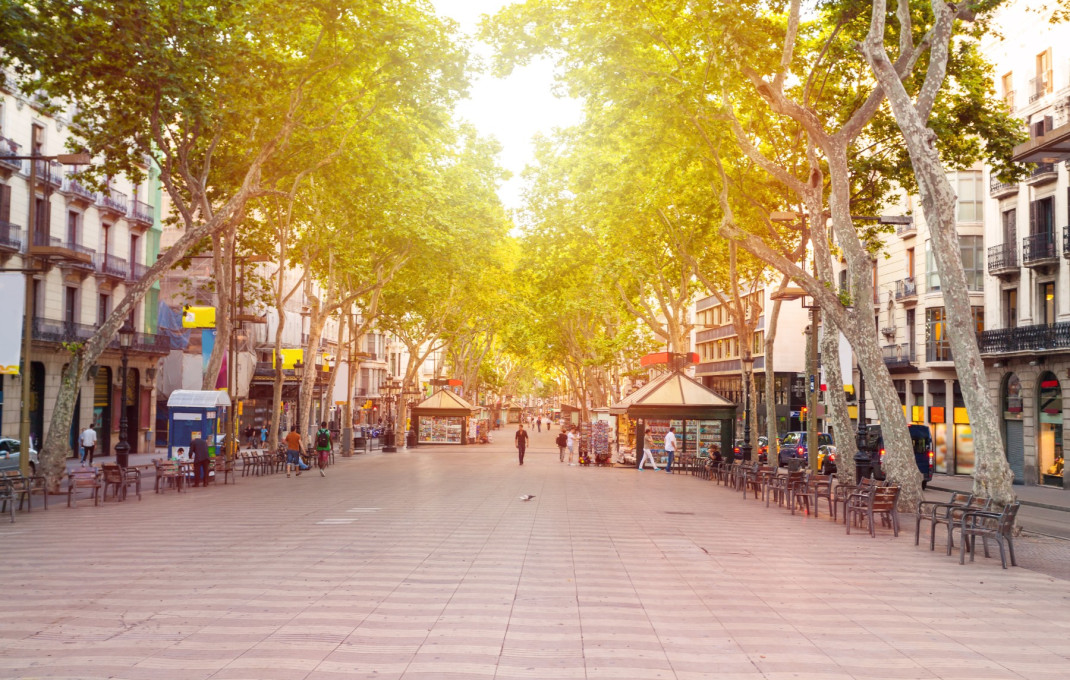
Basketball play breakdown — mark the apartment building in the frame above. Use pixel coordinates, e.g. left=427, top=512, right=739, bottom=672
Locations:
left=864, top=179, right=986, bottom=479
left=691, top=288, right=808, bottom=436
left=978, top=3, right=1070, bottom=489
left=0, top=69, right=166, bottom=456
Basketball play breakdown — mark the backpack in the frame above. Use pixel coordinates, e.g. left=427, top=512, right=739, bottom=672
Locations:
left=316, top=429, right=331, bottom=449
left=556, top=433, right=567, bottom=448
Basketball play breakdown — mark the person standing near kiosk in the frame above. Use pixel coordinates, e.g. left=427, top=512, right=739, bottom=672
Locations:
left=664, top=426, right=678, bottom=474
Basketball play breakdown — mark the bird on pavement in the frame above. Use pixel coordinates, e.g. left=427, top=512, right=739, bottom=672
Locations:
left=518, top=494, right=535, bottom=501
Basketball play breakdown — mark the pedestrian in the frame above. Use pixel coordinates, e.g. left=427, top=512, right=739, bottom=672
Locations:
left=260, top=425, right=268, bottom=449
left=284, top=425, right=305, bottom=478
left=566, top=427, right=576, bottom=465
left=536, top=416, right=542, bottom=432
left=315, top=420, right=332, bottom=477
left=79, top=425, right=97, bottom=466
left=638, top=446, right=660, bottom=471
left=546, top=418, right=552, bottom=431
left=515, top=423, right=529, bottom=466
left=190, top=434, right=211, bottom=487
left=664, top=426, right=678, bottom=474
left=243, top=424, right=255, bottom=449
left=496, top=417, right=501, bottom=430
left=555, top=430, right=567, bottom=462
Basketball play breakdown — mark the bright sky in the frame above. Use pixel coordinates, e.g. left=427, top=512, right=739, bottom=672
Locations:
left=430, top=0, right=584, bottom=214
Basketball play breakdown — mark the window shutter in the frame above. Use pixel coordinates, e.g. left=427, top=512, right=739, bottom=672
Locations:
left=1044, top=115, right=1054, bottom=133
left=0, top=184, right=10, bottom=223
left=1030, top=200, right=1037, bottom=234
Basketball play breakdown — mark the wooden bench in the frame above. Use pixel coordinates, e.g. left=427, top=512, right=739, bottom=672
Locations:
left=101, top=464, right=141, bottom=502
left=67, top=469, right=102, bottom=507
left=846, top=485, right=901, bottom=537
left=152, top=459, right=185, bottom=493
left=960, top=502, right=1021, bottom=569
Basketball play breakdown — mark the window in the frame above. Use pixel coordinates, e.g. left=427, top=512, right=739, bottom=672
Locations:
left=67, top=210, right=79, bottom=245
left=130, top=234, right=139, bottom=265
left=101, top=223, right=111, bottom=256
left=753, top=331, right=764, bottom=355
left=925, top=241, right=940, bottom=292
left=98, top=294, right=110, bottom=325
left=64, top=286, right=77, bottom=326
left=1031, top=197, right=1054, bottom=235
left=906, top=248, right=915, bottom=278
left=956, top=171, right=983, bottom=222
left=960, top=235, right=984, bottom=291
left=1040, top=281, right=1055, bottom=325
left=1004, top=289, right=1017, bottom=329
left=1002, top=72, right=1014, bottom=109
left=1035, top=48, right=1053, bottom=99
left=926, top=307, right=983, bottom=362
left=1002, top=208, right=1017, bottom=244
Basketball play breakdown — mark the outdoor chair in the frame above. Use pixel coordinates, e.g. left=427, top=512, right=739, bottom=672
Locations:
left=846, top=485, right=901, bottom=537
left=101, top=464, right=141, bottom=502
left=944, top=496, right=993, bottom=555
left=914, top=491, right=972, bottom=551
left=743, top=465, right=772, bottom=500
left=67, top=468, right=102, bottom=507
left=766, top=469, right=804, bottom=509
left=3, top=470, right=48, bottom=513
left=794, top=473, right=832, bottom=517
left=214, top=457, right=235, bottom=485
left=959, top=502, right=1020, bottom=569
left=833, top=477, right=882, bottom=523
left=153, top=459, right=185, bottom=494
left=0, top=477, right=15, bottom=522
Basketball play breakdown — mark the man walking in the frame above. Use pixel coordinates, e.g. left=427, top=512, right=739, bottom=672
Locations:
left=664, top=426, right=678, bottom=474
left=314, top=421, right=332, bottom=477
left=536, top=416, right=542, bottom=433
left=566, top=427, right=576, bottom=465
left=190, top=434, right=211, bottom=487
left=515, top=423, right=529, bottom=466
left=79, top=425, right=97, bottom=466
left=555, top=430, right=568, bottom=462
left=284, top=425, right=305, bottom=478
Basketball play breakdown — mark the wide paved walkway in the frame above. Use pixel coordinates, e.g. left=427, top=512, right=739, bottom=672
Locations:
left=2, top=425, right=1069, bottom=679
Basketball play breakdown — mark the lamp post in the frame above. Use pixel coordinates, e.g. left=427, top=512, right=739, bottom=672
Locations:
left=739, top=355, right=754, bottom=462
left=403, top=385, right=421, bottom=448
left=114, top=319, right=135, bottom=468
left=293, top=359, right=304, bottom=436
left=382, top=379, right=398, bottom=452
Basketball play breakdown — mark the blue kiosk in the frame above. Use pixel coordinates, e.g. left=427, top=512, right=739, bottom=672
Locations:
left=166, top=390, right=231, bottom=460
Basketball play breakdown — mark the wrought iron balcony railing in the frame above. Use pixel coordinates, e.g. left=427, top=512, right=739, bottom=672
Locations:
left=978, top=322, right=1070, bottom=354
left=882, top=344, right=916, bottom=369
left=0, top=221, right=21, bottom=251
left=130, top=199, right=154, bottom=225
left=95, top=252, right=128, bottom=278
left=64, top=177, right=96, bottom=202
left=989, top=176, right=1018, bottom=195
left=98, top=188, right=128, bottom=214
left=129, top=261, right=148, bottom=280
left=988, top=242, right=1018, bottom=272
left=894, top=277, right=917, bottom=300
left=1023, top=231, right=1057, bottom=264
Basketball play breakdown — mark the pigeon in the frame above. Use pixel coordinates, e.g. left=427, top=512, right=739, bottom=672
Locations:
left=519, top=494, right=536, bottom=501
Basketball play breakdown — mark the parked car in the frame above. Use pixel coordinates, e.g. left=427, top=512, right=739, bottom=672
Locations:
left=731, top=438, right=769, bottom=463
left=858, top=424, right=934, bottom=488
left=817, top=444, right=837, bottom=474
left=777, top=431, right=833, bottom=467
left=0, top=438, right=39, bottom=475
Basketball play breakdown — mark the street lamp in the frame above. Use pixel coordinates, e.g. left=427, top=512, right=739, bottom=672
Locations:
left=381, top=379, right=399, bottom=452
left=293, top=360, right=304, bottom=435
left=740, top=355, right=754, bottom=462
left=114, top=319, right=135, bottom=468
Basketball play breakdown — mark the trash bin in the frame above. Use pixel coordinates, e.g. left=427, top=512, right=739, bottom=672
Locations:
left=406, top=430, right=417, bottom=448
left=354, top=436, right=365, bottom=452
left=854, top=451, right=873, bottom=483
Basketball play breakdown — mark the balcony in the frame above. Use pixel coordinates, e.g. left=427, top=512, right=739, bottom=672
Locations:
left=32, top=317, right=98, bottom=344
left=32, top=159, right=63, bottom=188
left=1029, top=75, right=1048, bottom=103
left=57, top=241, right=96, bottom=274
left=128, top=199, right=154, bottom=229
left=1023, top=231, right=1058, bottom=267
left=894, top=277, right=917, bottom=303
left=0, top=136, right=22, bottom=176
left=1064, top=226, right=1070, bottom=259
left=128, top=261, right=148, bottom=280
left=989, top=176, right=1018, bottom=198
left=94, top=253, right=128, bottom=280
left=1025, top=161, right=1058, bottom=185
left=979, top=322, right=1070, bottom=355
left=97, top=188, right=128, bottom=218
left=28, top=231, right=94, bottom=266
left=0, top=221, right=22, bottom=254
left=896, top=221, right=916, bottom=238
left=987, top=242, right=1019, bottom=277
left=62, top=176, right=96, bottom=207
left=882, top=344, right=917, bottom=373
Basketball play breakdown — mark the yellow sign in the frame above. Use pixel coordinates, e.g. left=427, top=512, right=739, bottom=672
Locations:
left=953, top=407, right=970, bottom=425
left=0, top=365, right=18, bottom=376
left=272, top=348, right=304, bottom=369
left=181, top=305, right=216, bottom=329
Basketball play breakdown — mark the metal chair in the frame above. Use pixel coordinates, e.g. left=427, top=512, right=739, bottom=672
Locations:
left=960, top=502, right=1020, bottom=569
left=846, top=485, right=901, bottom=537
left=914, top=491, right=972, bottom=550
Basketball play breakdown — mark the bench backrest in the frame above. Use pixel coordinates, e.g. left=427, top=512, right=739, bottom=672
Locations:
left=871, top=486, right=900, bottom=511
left=69, top=469, right=98, bottom=486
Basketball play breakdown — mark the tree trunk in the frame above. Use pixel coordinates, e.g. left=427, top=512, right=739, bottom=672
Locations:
left=201, top=226, right=234, bottom=391
left=821, top=313, right=856, bottom=483
left=860, top=8, right=1014, bottom=505
left=321, top=313, right=346, bottom=429
left=300, top=307, right=328, bottom=445
left=343, top=313, right=358, bottom=455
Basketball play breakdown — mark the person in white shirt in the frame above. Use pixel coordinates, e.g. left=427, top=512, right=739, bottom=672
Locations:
left=79, top=425, right=97, bottom=465
left=663, top=426, right=678, bottom=474
left=566, top=428, right=576, bottom=465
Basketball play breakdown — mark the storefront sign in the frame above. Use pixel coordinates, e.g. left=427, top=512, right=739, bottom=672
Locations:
left=0, top=273, right=24, bottom=375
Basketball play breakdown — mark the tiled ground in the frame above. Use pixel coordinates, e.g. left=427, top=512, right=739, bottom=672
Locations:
left=1, top=426, right=1068, bottom=679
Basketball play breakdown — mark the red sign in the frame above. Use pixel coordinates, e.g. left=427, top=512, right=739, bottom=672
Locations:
left=639, top=352, right=700, bottom=367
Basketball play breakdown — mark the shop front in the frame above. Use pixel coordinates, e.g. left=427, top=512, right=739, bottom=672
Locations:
left=610, top=370, right=736, bottom=467
left=411, top=389, right=476, bottom=446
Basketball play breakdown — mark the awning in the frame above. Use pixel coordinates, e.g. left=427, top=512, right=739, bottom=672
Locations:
left=167, top=389, right=231, bottom=408
left=411, top=389, right=476, bottom=416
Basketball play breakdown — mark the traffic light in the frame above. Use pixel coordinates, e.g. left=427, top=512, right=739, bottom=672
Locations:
left=801, top=406, right=808, bottom=418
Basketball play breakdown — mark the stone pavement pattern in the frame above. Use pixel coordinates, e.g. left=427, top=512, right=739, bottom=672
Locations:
left=1, top=426, right=1069, bottom=679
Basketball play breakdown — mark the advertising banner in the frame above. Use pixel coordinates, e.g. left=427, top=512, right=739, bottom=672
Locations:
left=0, top=273, right=25, bottom=375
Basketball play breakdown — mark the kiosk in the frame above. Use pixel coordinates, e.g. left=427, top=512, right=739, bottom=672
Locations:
left=166, top=390, right=231, bottom=459
left=610, top=370, right=735, bottom=468
left=411, top=390, right=477, bottom=445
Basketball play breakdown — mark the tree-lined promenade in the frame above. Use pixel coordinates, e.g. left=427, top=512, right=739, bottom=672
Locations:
left=2, top=0, right=1045, bottom=510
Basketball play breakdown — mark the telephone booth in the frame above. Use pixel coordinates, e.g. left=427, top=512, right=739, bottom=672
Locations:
left=166, top=390, right=231, bottom=459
